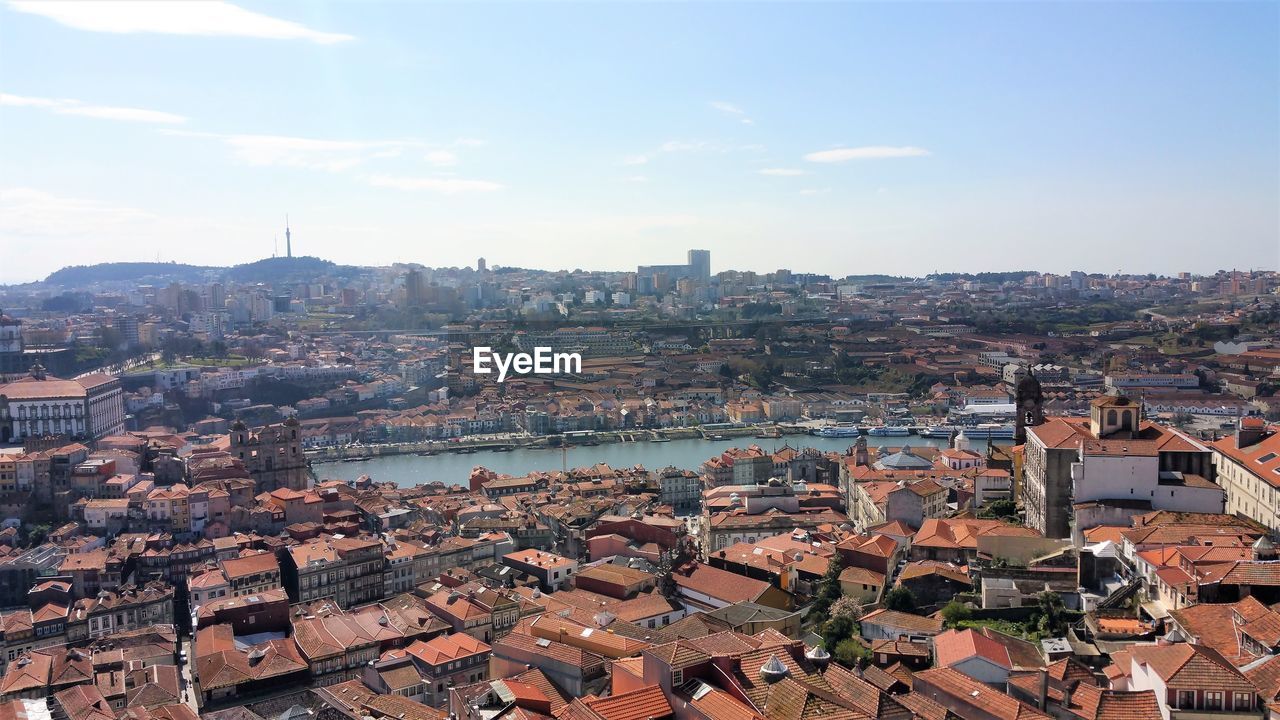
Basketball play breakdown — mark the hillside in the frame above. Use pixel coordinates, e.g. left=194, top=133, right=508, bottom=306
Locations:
left=44, top=262, right=217, bottom=286
left=37, top=256, right=368, bottom=287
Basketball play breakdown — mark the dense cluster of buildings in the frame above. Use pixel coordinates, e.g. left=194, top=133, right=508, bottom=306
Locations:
left=0, top=393, right=1278, bottom=719
left=0, top=259, right=1276, bottom=720
left=2, top=262, right=1278, bottom=444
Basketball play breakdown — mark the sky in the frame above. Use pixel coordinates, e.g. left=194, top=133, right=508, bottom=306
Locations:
left=1, top=1, right=1277, bottom=285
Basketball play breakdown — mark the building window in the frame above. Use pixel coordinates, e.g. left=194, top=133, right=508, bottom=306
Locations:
left=1235, top=693, right=1253, bottom=710
left=1177, top=691, right=1194, bottom=709
left=1204, top=691, right=1223, bottom=710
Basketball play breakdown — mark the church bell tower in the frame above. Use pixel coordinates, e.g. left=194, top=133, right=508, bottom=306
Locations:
left=1014, top=368, right=1045, bottom=444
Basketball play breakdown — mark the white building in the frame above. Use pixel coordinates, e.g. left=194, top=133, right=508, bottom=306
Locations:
left=1212, top=419, right=1280, bottom=533
left=1023, top=394, right=1216, bottom=540
left=82, top=499, right=130, bottom=532
left=0, top=366, right=125, bottom=443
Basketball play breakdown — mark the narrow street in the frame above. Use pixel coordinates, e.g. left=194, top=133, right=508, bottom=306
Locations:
left=178, top=636, right=198, bottom=714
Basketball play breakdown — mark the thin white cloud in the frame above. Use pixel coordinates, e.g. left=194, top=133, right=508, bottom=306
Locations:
left=799, top=188, right=832, bottom=196
left=623, top=139, right=761, bottom=167
left=0, top=187, right=157, bottom=236
left=1, top=92, right=186, bottom=124
left=0, top=187, right=259, bottom=282
left=424, top=150, right=458, bottom=167
left=622, top=175, right=649, bottom=183
left=365, top=174, right=503, bottom=194
left=453, top=137, right=486, bottom=147
left=710, top=100, right=753, bottom=125
left=710, top=101, right=745, bottom=116
left=661, top=140, right=711, bottom=153
left=163, top=130, right=422, bottom=172
left=804, top=146, right=930, bottom=163
left=758, top=168, right=806, bottom=176
left=8, top=0, right=353, bottom=44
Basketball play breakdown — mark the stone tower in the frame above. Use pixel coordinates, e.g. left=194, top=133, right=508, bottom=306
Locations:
left=1014, top=369, right=1044, bottom=444
left=229, top=417, right=309, bottom=492
left=853, top=435, right=869, bottom=466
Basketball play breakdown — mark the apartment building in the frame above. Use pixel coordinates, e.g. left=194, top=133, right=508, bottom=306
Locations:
left=284, top=536, right=386, bottom=608
left=1212, top=418, right=1280, bottom=532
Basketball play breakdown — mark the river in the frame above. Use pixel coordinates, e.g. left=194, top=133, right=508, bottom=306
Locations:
left=311, top=435, right=1003, bottom=487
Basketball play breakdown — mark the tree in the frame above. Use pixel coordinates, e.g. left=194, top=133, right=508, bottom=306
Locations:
left=883, top=586, right=917, bottom=612
left=811, top=555, right=844, bottom=617
left=941, top=600, right=973, bottom=628
left=832, top=638, right=869, bottom=668
left=1033, top=591, right=1067, bottom=637
left=828, top=595, right=863, bottom=624
left=821, top=614, right=857, bottom=655
left=21, top=523, right=51, bottom=546
left=96, top=326, right=124, bottom=352
left=978, top=499, right=1018, bottom=519
left=749, top=364, right=776, bottom=392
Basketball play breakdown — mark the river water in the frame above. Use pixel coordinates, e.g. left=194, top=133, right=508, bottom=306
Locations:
left=312, top=435, right=1000, bottom=487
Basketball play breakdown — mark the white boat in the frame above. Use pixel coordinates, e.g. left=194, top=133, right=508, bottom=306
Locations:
left=813, top=423, right=862, bottom=438
left=867, top=425, right=911, bottom=437
left=959, top=423, right=1015, bottom=439
left=918, top=425, right=958, bottom=438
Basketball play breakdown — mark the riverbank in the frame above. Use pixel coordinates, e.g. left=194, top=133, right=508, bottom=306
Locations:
left=306, top=423, right=807, bottom=464
left=310, top=433, right=1002, bottom=486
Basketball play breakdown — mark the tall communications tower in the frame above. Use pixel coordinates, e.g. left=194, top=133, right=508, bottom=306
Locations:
left=285, top=215, right=293, bottom=259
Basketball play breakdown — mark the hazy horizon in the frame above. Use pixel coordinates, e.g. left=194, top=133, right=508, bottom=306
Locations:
left=6, top=252, right=1277, bottom=289
left=2, top=1, right=1277, bottom=284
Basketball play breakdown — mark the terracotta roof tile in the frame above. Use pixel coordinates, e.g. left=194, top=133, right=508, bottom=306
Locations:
left=584, top=685, right=672, bottom=720
left=1129, top=643, right=1255, bottom=692
left=1066, top=684, right=1160, bottom=720
left=915, top=667, right=1051, bottom=720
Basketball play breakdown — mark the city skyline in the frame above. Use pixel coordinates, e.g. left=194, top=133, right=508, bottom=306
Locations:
left=2, top=1, right=1278, bottom=284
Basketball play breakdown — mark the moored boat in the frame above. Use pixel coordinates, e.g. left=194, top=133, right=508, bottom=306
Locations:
left=867, top=425, right=911, bottom=437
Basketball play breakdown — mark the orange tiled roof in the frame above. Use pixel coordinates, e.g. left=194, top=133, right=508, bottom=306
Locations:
left=1130, top=643, right=1255, bottom=692
left=1066, top=684, right=1160, bottom=720
left=915, top=667, right=1051, bottom=720
left=583, top=686, right=671, bottom=720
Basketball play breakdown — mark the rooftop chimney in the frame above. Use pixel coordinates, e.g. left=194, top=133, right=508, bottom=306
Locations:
left=1237, top=417, right=1269, bottom=449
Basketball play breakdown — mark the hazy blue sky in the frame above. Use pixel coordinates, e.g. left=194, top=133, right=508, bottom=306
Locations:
left=1, top=1, right=1277, bottom=284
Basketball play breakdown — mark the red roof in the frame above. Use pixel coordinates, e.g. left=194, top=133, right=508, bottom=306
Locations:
left=584, top=685, right=672, bottom=720
left=672, top=563, right=770, bottom=604
left=404, top=632, right=490, bottom=667
left=933, top=629, right=1014, bottom=670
